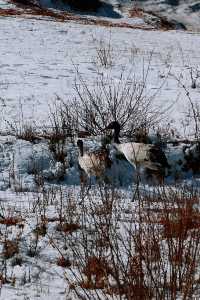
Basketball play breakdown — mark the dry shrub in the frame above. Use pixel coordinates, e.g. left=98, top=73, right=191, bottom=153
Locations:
left=107, top=283, right=153, bottom=300
left=44, top=102, right=78, bottom=174
left=33, top=223, right=47, bottom=237
left=95, top=37, right=113, bottom=68
left=0, top=8, right=23, bottom=17
left=3, top=240, right=19, bottom=259
left=64, top=184, right=200, bottom=300
left=0, top=216, right=24, bottom=227
left=56, top=222, right=81, bottom=234
left=0, top=273, right=10, bottom=285
left=41, top=216, right=64, bottom=223
left=129, top=7, right=144, bottom=18
left=7, top=120, right=39, bottom=143
left=45, top=108, right=68, bottom=166
left=74, top=55, right=168, bottom=138
left=17, top=124, right=38, bottom=142
left=57, top=256, right=71, bottom=268
left=81, top=256, right=112, bottom=290
left=160, top=203, right=200, bottom=239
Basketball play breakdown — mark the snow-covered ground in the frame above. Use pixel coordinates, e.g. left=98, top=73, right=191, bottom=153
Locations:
left=0, top=14, right=200, bottom=189
left=0, top=15, right=199, bottom=135
left=0, top=2, right=200, bottom=298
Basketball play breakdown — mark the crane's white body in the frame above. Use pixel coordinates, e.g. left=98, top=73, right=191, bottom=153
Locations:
left=115, top=142, right=160, bottom=171
left=77, top=141, right=111, bottom=178
left=78, top=151, right=107, bottom=177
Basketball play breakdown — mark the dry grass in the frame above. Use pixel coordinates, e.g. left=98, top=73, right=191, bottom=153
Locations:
left=129, top=7, right=180, bottom=31
left=0, top=185, right=199, bottom=298
left=56, top=222, right=81, bottom=234
left=3, top=240, right=19, bottom=259
left=0, top=216, right=24, bottom=227
left=0, top=7, right=160, bottom=30
left=62, top=185, right=200, bottom=299
left=81, top=256, right=112, bottom=290
left=129, top=7, right=144, bottom=18
left=57, top=256, right=71, bottom=268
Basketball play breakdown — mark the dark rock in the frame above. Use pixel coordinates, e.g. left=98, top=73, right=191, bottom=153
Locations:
left=65, top=0, right=102, bottom=11
left=166, top=0, right=179, bottom=6
left=189, top=3, right=200, bottom=12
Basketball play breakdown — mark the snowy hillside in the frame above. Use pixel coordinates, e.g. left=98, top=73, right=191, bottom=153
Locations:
left=0, top=16, right=199, bottom=135
left=116, top=0, right=200, bottom=31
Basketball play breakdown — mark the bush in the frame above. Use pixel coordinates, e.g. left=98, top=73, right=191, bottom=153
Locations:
left=65, top=184, right=200, bottom=300
left=74, top=67, right=163, bottom=137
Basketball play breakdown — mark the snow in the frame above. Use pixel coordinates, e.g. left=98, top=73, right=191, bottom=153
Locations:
left=0, top=16, right=199, bottom=137
left=0, top=2, right=200, bottom=299
left=131, top=0, right=200, bottom=31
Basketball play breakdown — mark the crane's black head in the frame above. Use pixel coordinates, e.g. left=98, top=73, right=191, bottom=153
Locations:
left=106, top=121, right=121, bottom=144
left=106, top=121, right=121, bottom=131
left=77, top=139, right=84, bottom=156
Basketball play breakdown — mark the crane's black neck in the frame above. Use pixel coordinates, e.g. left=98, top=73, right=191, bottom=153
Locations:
left=107, top=121, right=121, bottom=144
left=113, top=128, right=120, bottom=144
left=77, top=140, right=84, bottom=156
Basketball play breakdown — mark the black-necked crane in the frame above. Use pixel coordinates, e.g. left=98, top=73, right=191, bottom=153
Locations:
left=77, top=139, right=112, bottom=183
left=106, top=121, right=170, bottom=183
